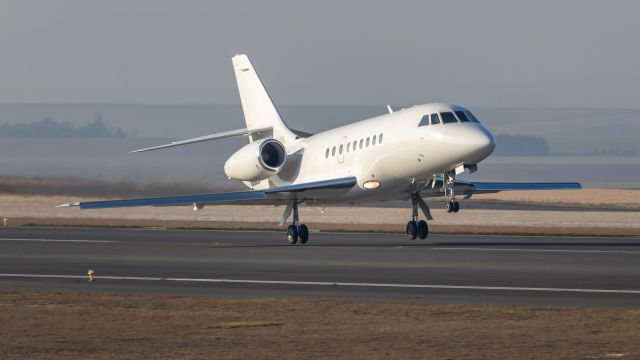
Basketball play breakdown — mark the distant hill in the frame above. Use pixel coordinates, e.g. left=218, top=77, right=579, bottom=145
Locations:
left=0, top=116, right=125, bottom=138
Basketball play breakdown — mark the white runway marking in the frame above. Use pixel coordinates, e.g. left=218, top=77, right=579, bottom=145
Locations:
left=432, top=247, right=640, bottom=254
left=0, top=238, right=117, bottom=243
left=1, top=273, right=639, bottom=295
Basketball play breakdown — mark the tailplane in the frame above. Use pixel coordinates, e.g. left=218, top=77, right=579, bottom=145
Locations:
left=232, top=54, right=296, bottom=144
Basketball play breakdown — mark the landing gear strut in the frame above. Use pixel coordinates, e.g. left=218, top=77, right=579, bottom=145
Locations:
left=406, top=194, right=429, bottom=240
left=286, top=202, right=309, bottom=245
left=443, top=172, right=460, bottom=213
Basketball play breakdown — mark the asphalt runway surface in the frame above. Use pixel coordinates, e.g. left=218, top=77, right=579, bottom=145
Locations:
left=1, top=227, right=639, bottom=307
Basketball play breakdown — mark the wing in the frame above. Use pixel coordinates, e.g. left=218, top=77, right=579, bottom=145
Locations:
left=130, top=126, right=272, bottom=153
left=421, top=179, right=581, bottom=198
left=58, top=177, right=357, bottom=209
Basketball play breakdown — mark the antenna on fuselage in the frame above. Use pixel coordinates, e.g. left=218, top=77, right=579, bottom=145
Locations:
left=386, top=105, right=394, bottom=114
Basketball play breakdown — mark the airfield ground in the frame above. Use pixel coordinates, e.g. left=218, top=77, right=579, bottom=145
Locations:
left=1, top=291, right=639, bottom=359
left=2, top=180, right=639, bottom=358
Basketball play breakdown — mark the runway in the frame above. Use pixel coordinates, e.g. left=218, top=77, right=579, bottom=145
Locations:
left=1, top=227, right=639, bottom=307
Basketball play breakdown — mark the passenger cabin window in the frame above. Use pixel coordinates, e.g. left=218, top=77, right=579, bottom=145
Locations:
left=430, top=113, right=441, bottom=125
left=465, top=111, right=480, bottom=123
left=440, top=112, right=458, bottom=124
left=379, top=133, right=383, bottom=143
left=454, top=111, right=471, bottom=122
left=366, top=137, right=370, bottom=147
left=372, top=135, right=377, bottom=145
left=325, top=148, right=329, bottom=158
left=346, top=142, right=350, bottom=152
left=418, top=115, right=430, bottom=127
left=332, top=146, right=336, bottom=156
left=339, top=144, right=343, bottom=154
left=353, top=140, right=357, bottom=150
left=359, top=139, right=363, bottom=149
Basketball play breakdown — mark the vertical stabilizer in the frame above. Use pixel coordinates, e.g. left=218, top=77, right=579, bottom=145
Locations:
left=232, top=54, right=296, bottom=144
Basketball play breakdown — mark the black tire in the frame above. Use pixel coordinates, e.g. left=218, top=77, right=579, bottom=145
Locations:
left=298, top=224, right=309, bottom=244
left=406, top=221, right=418, bottom=240
left=445, top=201, right=453, bottom=213
left=417, top=220, right=428, bottom=239
left=287, top=225, right=298, bottom=244
left=453, top=201, right=460, bottom=213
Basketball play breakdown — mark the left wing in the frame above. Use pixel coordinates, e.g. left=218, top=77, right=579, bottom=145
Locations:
left=58, top=177, right=357, bottom=209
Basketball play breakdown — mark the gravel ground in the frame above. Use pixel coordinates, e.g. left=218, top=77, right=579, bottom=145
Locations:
left=1, top=291, right=638, bottom=360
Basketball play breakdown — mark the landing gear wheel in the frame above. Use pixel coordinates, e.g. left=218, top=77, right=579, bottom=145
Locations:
left=445, top=201, right=453, bottom=213
left=417, top=220, right=429, bottom=239
left=287, top=225, right=298, bottom=244
left=298, top=224, right=309, bottom=244
left=452, top=201, right=460, bottom=213
left=406, top=221, right=418, bottom=240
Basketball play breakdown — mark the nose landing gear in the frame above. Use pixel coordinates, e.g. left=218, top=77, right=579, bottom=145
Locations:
left=406, top=194, right=430, bottom=240
left=443, top=172, right=461, bottom=213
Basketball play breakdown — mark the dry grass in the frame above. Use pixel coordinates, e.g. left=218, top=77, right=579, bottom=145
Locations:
left=1, top=291, right=639, bottom=359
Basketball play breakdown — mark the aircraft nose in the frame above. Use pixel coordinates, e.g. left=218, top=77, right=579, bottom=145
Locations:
left=448, top=125, right=496, bottom=164
left=471, top=127, right=496, bottom=158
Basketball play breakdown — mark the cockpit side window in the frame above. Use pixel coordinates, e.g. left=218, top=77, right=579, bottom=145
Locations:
left=418, top=115, right=430, bottom=127
left=465, top=111, right=480, bottom=123
left=440, top=111, right=458, bottom=124
left=454, top=111, right=471, bottom=122
left=430, top=113, right=441, bottom=125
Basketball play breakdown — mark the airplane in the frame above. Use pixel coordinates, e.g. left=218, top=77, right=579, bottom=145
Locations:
left=59, top=54, right=581, bottom=244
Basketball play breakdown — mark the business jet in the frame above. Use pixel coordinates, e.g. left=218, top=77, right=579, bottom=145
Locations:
left=59, top=54, right=580, bottom=244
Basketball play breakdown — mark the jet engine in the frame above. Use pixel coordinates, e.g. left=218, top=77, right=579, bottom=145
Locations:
left=224, top=139, right=287, bottom=181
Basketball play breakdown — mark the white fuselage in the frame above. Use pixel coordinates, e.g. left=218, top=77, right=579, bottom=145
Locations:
left=257, top=103, right=495, bottom=204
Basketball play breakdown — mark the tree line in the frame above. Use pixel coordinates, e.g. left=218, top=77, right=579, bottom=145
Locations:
left=0, top=115, right=125, bottom=138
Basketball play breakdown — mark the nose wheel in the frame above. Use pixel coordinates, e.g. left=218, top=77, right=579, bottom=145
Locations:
left=445, top=201, right=460, bottom=213
left=406, top=194, right=429, bottom=240
left=285, top=202, right=309, bottom=245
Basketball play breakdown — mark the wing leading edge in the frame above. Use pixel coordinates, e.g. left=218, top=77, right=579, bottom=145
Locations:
left=58, top=177, right=357, bottom=210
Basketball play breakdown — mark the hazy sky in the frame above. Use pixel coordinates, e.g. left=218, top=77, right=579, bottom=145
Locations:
left=1, top=0, right=638, bottom=107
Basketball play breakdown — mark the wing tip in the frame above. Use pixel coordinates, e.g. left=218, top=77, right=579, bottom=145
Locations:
left=56, top=202, right=80, bottom=208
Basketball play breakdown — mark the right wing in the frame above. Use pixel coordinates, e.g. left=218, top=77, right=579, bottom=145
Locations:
left=130, top=126, right=272, bottom=153
left=58, top=177, right=357, bottom=209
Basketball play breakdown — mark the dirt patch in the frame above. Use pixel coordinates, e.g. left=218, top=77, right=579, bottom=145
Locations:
left=1, top=291, right=638, bottom=359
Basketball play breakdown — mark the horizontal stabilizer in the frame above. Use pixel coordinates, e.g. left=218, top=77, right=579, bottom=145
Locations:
left=131, top=126, right=272, bottom=153
left=58, top=177, right=357, bottom=210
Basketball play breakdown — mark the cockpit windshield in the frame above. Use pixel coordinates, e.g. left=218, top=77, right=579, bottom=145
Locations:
left=454, top=111, right=471, bottom=122
left=418, top=109, right=481, bottom=127
left=440, top=112, right=458, bottom=124
left=464, top=111, right=480, bottom=123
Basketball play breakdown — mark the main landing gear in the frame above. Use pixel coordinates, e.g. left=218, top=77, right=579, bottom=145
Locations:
left=286, top=202, right=309, bottom=245
left=406, top=194, right=429, bottom=240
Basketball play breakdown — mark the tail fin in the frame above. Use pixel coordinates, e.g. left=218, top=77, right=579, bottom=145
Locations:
left=232, top=54, right=296, bottom=144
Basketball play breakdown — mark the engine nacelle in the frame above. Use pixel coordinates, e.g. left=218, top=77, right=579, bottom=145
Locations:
left=224, top=139, right=287, bottom=181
